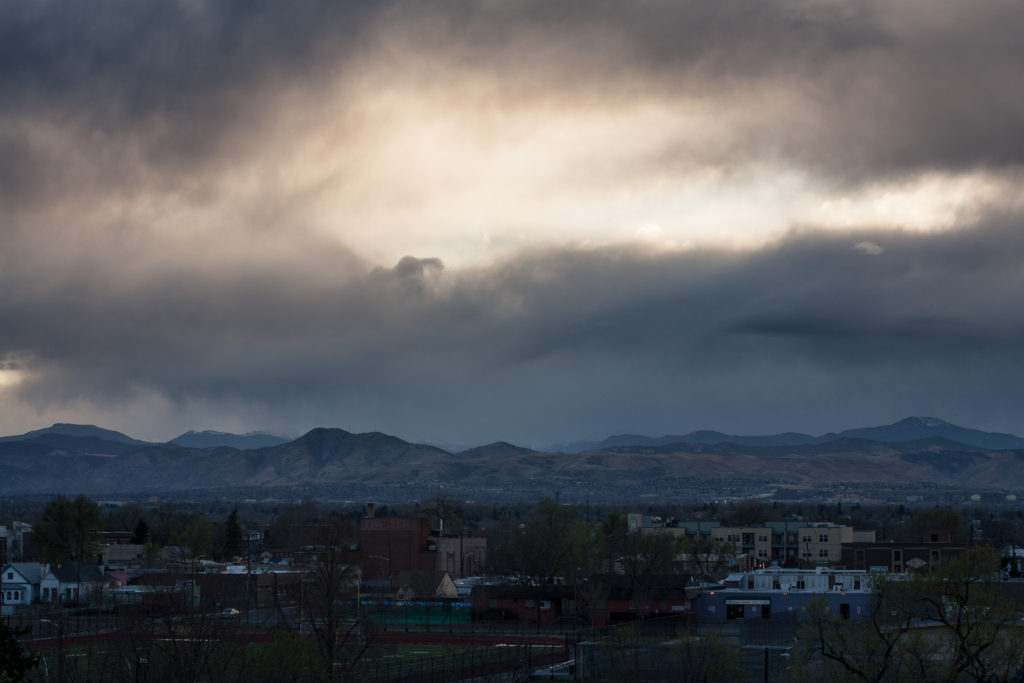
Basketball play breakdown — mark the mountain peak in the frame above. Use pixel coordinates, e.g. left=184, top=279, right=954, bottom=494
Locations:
left=170, top=429, right=289, bottom=450
left=902, top=416, right=950, bottom=428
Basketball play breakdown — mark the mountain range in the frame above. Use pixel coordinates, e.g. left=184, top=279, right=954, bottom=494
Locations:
left=0, top=417, right=1022, bottom=499
left=558, top=417, right=1024, bottom=452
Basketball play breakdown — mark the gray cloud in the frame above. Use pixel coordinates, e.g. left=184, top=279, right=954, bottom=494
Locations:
left=3, top=0, right=1024, bottom=214
left=3, top=1, right=1024, bottom=443
left=4, top=213, right=1024, bottom=444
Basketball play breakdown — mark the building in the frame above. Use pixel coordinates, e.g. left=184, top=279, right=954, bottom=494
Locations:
left=1, top=562, right=44, bottom=609
left=433, top=535, right=486, bottom=578
left=354, top=513, right=436, bottom=580
left=393, top=570, right=457, bottom=600
left=840, top=539, right=972, bottom=573
left=472, top=575, right=700, bottom=627
left=629, top=515, right=875, bottom=567
left=348, top=504, right=487, bottom=580
left=40, top=563, right=114, bottom=604
left=0, top=523, right=32, bottom=564
left=697, top=566, right=879, bottom=621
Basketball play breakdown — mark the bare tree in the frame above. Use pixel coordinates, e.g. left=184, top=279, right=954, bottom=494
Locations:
left=796, top=547, right=1024, bottom=683
left=293, top=518, right=376, bottom=680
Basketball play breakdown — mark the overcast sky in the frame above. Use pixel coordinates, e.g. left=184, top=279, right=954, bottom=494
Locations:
left=3, top=0, right=1024, bottom=447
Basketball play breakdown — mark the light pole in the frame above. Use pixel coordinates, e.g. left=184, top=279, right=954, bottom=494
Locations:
left=41, top=617, right=64, bottom=682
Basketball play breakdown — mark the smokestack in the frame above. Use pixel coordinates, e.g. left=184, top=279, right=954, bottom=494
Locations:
left=366, top=503, right=375, bottom=519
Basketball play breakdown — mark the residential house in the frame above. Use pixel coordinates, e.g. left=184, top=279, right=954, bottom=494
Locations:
left=40, top=563, right=115, bottom=604
left=1, top=562, right=45, bottom=609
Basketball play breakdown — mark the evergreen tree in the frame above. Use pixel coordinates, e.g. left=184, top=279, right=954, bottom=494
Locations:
left=223, top=508, right=243, bottom=558
left=0, top=622, right=39, bottom=681
left=131, top=518, right=149, bottom=545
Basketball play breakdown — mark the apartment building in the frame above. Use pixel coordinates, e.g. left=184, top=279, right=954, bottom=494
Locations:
left=628, top=514, right=875, bottom=567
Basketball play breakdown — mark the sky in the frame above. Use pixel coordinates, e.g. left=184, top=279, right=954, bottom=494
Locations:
left=3, top=0, right=1024, bottom=448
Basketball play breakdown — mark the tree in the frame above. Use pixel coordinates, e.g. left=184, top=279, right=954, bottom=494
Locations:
left=131, top=518, right=149, bottom=545
left=515, top=498, right=595, bottom=582
left=34, top=494, right=104, bottom=564
left=796, top=580, right=925, bottom=682
left=425, top=493, right=465, bottom=536
left=0, top=622, right=39, bottom=681
left=598, top=513, right=682, bottom=585
left=264, top=499, right=322, bottom=552
left=222, top=508, right=243, bottom=558
left=169, top=512, right=214, bottom=561
left=292, top=518, right=374, bottom=679
left=796, top=547, right=1024, bottom=682
left=681, top=534, right=732, bottom=576
left=895, top=507, right=969, bottom=543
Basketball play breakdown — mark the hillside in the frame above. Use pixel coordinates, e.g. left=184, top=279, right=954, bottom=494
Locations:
left=0, top=419, right=1022, bottom=499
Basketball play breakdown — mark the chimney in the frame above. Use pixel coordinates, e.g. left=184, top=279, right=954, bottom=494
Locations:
left=366, top=503, right=375, bottom=519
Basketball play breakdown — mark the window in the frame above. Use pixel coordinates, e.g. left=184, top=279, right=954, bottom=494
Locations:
left=802, top=535, right=812, bottom=543
left=796, top=578, right=806, bottom=589
left=5, top=572, right=11, bottom=580
left=819, top=534, right=829, bottom=543
left=819, top=549, right=829, bottom=557
left=853, top=578, right=861, bottom=590
left=758, top=535, right=769, bottom=543
left=758, top=549, right=768, bottom=557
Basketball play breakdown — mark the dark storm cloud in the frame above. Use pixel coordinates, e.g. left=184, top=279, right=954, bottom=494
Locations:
left=3, top=0, right=1023, bottom=210
left=372, top=0, right=1024, bottom=182
left=5, top=214, right=1024, bottom=442
left=3, top=0, right=1024, bottom=442
left=0, top=1, right=377, bottom=217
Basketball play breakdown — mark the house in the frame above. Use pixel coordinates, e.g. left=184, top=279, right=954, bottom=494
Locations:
left=1, top=562, right=45, bottom=609
left=40, top=563, right=115, bottom=604
left=393, top=570, right=457, bottom=601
